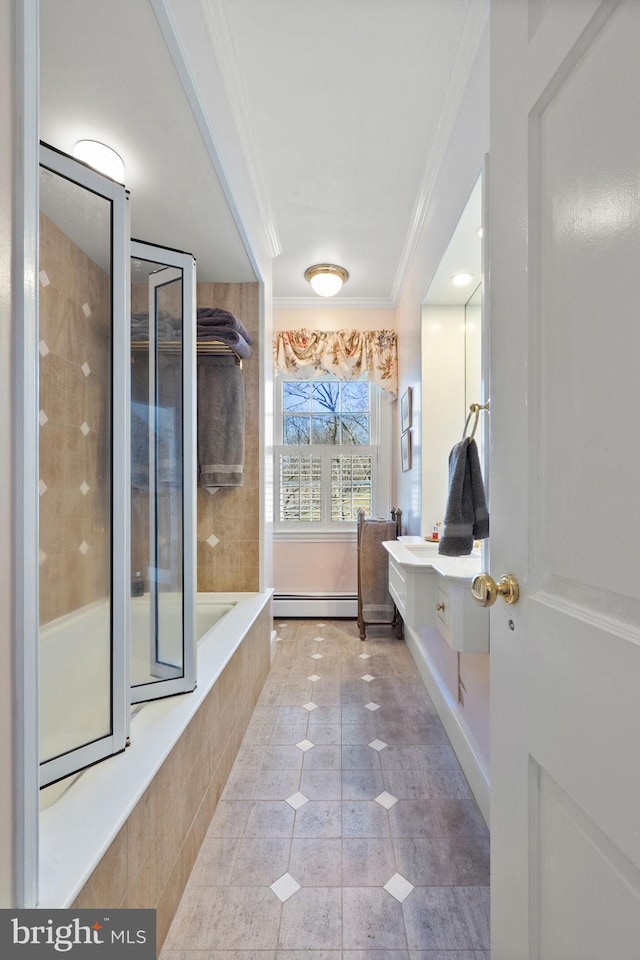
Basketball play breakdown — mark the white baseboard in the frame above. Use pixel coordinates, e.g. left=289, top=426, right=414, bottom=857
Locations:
left=404, top=625, right=490, bottom=826
left=273, top=596, right=358, bottom=618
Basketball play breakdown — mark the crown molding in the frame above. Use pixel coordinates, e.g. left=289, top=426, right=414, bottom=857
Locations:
left=273, top=296, right=396, bottom=311
left=200, top=0, right=281, bottom=258
left=390, top=0, right=489, bottom=305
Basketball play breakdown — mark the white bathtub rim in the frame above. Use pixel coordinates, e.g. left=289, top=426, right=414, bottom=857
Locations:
left=38, top=589, right=273, bottom=908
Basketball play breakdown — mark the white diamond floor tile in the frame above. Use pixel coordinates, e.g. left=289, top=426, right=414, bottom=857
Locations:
left=375, top=791, right=399, bottom=809
left=82, top=302, right=92, bottom=317
left=364, top=702, right=380, bottom=711
left=80, top=481, right=90, bottom=496
left=359, top=652, right=371, bottom=659
left=270, top=873, right=301, bottom=902
left=79, top=541, right=89, bottom=555
left=361, top=674, right=375, bottom=682
left=296, top=739, right=315, bottom=752
left=81, top=362, right=91, bottom=377
left=39, top=480, right=47, bottom=496
left=286, top=792, right=309, bottom=810
left=39, top=270, right=50, bottom=287
left=38, top=339, right=49, bottom=357
left=369, top=739, right=388, bottom=752
left=314, top=636, right=324, bottom=642
left=383, top=872, right=414, bottom=903
left=80, top=421, right=90, bottom=436
left=39, top=410, right=48, bottom=426
left=307, top=675, right=321, bottom=682
left=207, top=534, right=220, bottom=547
left=39, top=550, right=47, bottom=565
left=303, top=702, right=318, bottom=712
left=311, top=653, right=323, bottom=660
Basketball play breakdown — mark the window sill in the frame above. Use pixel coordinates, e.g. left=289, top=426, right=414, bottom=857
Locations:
left=274, top=530, right=357, bottom=543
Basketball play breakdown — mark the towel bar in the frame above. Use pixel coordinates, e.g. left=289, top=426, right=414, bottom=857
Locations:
left=462, top=401, right=489, bottom=441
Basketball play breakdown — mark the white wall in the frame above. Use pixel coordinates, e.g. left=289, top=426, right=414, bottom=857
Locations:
left=0, top=0, right=16, bottom=906
left=421, top=304, right=466, bottom=536
left=393, top=29, right=491, bottom=800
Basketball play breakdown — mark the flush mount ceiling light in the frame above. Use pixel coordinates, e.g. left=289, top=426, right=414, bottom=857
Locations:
left=72, top=140, right=125, bottom=183
left=304, top=263, right=349, bottom=297
left=451, top=272, right=474, bottom=287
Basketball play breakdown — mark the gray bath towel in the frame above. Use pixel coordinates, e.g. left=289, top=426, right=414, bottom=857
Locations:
left=360, top=519, right=396, bottom=622
left=439, top=438, right=489, bottom=556
left=197, top=307, right=253, bottom=345
left=197, top=356, right=245, bottom=488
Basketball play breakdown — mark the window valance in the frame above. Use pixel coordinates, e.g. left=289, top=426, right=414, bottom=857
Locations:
left=273, top=328, right=398, bottom=397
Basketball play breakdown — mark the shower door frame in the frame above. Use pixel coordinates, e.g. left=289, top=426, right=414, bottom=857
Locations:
left=130, top=240, right=197, bottom=703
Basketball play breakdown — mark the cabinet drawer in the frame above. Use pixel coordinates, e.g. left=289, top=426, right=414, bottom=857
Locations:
left=388, top=559, right=406, bottom=608
left=436, top=585, right=449, bottom=629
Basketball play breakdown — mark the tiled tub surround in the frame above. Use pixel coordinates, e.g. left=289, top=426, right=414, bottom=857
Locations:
left=39, top=595, right=272, bottom=948
left=196, top=282, right=260, bottom=593
left=163, top=620, right=490, bottom=957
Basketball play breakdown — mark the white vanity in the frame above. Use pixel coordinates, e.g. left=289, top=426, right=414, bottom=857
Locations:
left=383, top=536, right=489, bottom=653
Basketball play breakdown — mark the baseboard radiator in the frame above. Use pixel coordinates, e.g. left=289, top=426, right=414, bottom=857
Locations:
left=273, top=594, right=358, bottom=619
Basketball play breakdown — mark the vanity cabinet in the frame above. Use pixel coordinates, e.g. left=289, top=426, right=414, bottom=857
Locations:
left=383, top=539, right=489, bottom=653
left=433, top=577, right=489, bottom=653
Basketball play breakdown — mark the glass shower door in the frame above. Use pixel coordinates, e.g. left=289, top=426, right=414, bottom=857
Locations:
left=130, top=240, right=196, bottom=702
left=38, top=143, right=129, bottom=787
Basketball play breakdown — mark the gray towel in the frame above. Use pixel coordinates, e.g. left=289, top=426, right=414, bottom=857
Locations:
left=197, top=356, right=245, bottom=488
left=439, top=438, right=489, bottom=556
left=360, top=519, right=396, bottom=622
left=196, top=307, right=253, bottom=345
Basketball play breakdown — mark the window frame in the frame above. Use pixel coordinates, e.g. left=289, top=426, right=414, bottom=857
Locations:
left=274, top=374, right=391, bottom=540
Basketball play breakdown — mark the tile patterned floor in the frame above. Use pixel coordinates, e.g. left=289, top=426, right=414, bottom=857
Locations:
left=161, top=619, right=490, bottom=960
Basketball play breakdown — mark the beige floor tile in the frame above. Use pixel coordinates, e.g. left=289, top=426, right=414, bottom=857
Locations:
left=210, top=887, right=282, bottom=950
left=342, top=838, right=397, bottom=886
left=244, top=801, right=296, bottom=838
left=278, top=887, right=342, bottom=950
left=230, top=838, right=292, bottom=886
left=293, top=800, right=342, bottom=838
left=288, top=838, right=342, bottom=886
left=342, top=887, right=408, bottom=950
left=403, top=887, right=476, bottom=950
left=299, top=770, right=342, bottom=801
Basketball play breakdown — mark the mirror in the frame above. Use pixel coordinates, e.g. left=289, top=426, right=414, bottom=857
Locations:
left=420, top=174, right=486, bottom=540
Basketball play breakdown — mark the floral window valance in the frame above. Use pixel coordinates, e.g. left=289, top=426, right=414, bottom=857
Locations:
left=273, top=329, right=398, bottom=397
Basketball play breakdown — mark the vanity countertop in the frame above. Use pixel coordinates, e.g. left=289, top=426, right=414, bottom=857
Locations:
left=382, top=538, right=482, bottom=583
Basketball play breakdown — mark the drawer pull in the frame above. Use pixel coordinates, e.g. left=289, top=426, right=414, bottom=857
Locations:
left=436, top=602, right=445, bottom=612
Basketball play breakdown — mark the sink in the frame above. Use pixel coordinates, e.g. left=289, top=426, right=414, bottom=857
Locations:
left=402, top=542, right=440, bottom=558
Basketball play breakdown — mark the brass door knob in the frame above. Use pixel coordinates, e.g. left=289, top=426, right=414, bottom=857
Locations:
left=471, top=572, right=519, bottom=607
left=436, top=602, right=445, bottom=611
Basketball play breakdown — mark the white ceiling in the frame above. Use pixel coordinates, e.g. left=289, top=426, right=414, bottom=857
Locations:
left=39, top=0, right=488, bottom=303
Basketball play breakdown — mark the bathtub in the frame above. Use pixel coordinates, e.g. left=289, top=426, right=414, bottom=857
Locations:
left=39, top=589, right=272, bottom=908
left=40, top=594, right=237, bottom=765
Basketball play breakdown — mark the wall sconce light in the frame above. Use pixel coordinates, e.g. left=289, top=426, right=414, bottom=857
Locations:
left=72, top=140, right=125, bottom=183
left=304, top=263, right=349, bottom=297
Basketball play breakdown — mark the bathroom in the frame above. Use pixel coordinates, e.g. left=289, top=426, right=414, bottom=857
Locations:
left=5, top=0, right=491, bottom=934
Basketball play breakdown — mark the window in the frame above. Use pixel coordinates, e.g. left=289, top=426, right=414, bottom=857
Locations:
left=274, top=378, right=390, bottom=535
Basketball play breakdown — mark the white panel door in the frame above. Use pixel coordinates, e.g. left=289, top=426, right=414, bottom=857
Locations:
left=489, top=1, right=640, bottom=957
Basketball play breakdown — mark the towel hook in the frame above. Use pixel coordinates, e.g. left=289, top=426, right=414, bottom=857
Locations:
left=463, top=402, right=490, bottom=441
